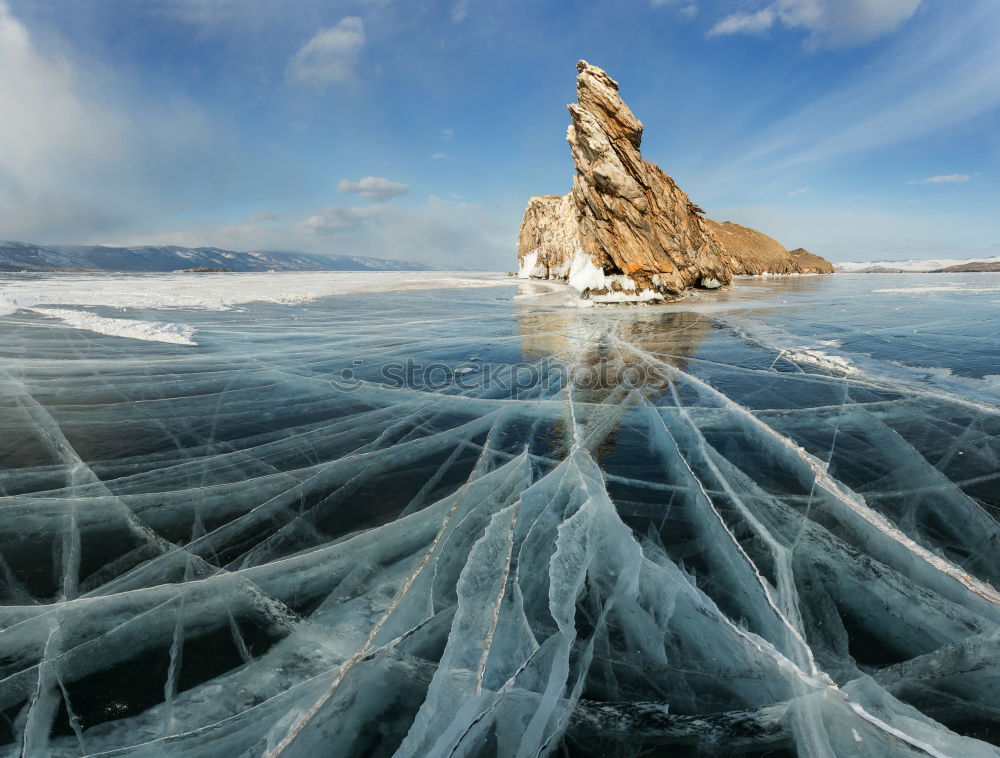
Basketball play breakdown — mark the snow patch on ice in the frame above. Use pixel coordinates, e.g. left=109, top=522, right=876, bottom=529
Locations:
left=783, top=349, right=856, bottom=374
left=31, top=308, right=198, bottom=345
left=887, top=361, right=954, bottom=378
left=0, top=294, right=29, bottom=317
left=3, top=293, right=197, bottom=346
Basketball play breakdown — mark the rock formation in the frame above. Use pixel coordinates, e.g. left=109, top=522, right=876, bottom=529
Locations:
left=706, top=221, right=834, bottom=275
left=517, top=61, right=833, bottom=301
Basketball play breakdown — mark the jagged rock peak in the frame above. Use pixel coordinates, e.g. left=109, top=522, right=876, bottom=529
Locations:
left=517, top=61, right=833, bottom=303
left=574, top=60, right=643, bottom=150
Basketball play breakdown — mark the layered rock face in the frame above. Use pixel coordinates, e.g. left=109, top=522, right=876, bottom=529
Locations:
left=518, top=61, right=832, bottom=301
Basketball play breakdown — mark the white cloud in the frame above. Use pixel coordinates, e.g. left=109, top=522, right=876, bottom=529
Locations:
left=288, top=17, right=365, bottom=86
left=787, top=186, right=809, bottom=196
left=909, top=174, right=972, bottom=184
left=299, top=205, right=385, bottom=235
left=431, top=152, right=447, bottom=160
left=651, top=0, right=700, bottom=17
left=709, top=9, right=775, bottom=37
left=709, top=0, right=922, bottom=49
left=441, top=127, right=455, bottom=140
left=336, top=176, right=410, bottom=201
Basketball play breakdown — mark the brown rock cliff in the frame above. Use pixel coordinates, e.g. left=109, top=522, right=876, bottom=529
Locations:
left=706, top=221, right=834, bottom=275
left=518, top=61, right=833, bottom=301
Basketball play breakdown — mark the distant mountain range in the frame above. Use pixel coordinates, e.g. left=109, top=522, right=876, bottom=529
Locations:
left=836, top=255, right=1000, bottom=273
left=0, top=241, right=438, bottom=273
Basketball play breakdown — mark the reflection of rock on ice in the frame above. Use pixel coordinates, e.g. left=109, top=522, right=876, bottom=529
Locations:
left=513, top=303, right=716, bottom=464
left=514, top=299, right=712, bottom=383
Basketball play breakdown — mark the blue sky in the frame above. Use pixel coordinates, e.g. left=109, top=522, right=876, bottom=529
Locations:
left=1, top=0, right=998, bottom=267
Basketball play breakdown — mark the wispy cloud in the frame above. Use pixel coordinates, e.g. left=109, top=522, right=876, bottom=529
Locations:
left=698, top=2, right=1000, bottom=194
left=299, top=205, right=385, bottom=235
left=649, top=0, right=699, bottom=19
left=710, top=203, right=998, bottom=263
left=153, top=0, right=242, bottom=26
left=650, top=0, right=699, bottom=13
left=137, top=197, right=512, bottom=269
left=431, top=152, right=447, bottom=160
left=287, top=17, right=365, bottom=86
left=356, top=197, right=511, bottom=269
left=451, top=1, right=469, bottom=23
left=336, top=176, right=409, bottom=201
left=245, top=210, right=278, bottom=222
left=909, top=174, right=972, bottom=184
left=709, top=9, right=774, bottom=37
left=709, top=0, right=922, bottom=49
left=787, top=186, right=809, bottom=196
left=0, top=0, right=217, bottom=241
left=0, top=2, right=126, bottom=232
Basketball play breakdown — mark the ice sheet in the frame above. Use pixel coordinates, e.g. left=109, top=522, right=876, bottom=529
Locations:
left=0, top=271, right=998, bottom=757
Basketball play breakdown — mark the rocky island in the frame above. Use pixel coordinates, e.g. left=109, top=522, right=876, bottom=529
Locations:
left=518, top=61, right=833, bottom=302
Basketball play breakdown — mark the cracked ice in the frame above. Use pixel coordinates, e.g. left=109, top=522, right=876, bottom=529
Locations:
left=0, top=272, right=999, bottom=757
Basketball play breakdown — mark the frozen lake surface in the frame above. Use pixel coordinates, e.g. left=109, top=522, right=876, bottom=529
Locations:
left=0, top=271, right=998, bottom=756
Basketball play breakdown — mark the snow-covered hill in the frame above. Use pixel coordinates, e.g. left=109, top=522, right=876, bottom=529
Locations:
left=836, top=255, right=1000, bottom=273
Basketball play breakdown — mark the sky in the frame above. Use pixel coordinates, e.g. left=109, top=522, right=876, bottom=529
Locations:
left=1, top=0, right=998, bottom=268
